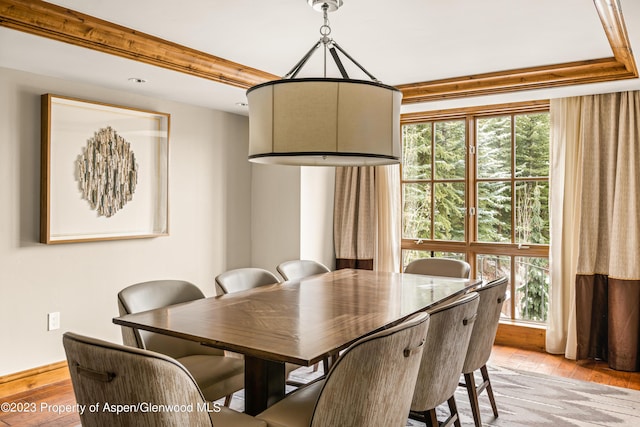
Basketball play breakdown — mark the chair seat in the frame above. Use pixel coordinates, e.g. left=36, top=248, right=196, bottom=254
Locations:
left=257, top=380, right=324, bottom=427
left=179, top=354, right=244, bottom=402
left=212, top=406, right=267, bottom=427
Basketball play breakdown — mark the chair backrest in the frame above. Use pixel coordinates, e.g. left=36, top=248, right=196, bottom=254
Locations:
left=404, top=258, right=471, bottom=279
left=117, top=280, right=222, bottom=359
left=411, top=292, right=479, bottom=412
left=63, top=332, right=213, bottom=427
left=310, top=312, right=431, bottom=427
left=214, top=267, right=279, bottom=294
left=462, top=276, right=509, bottom=374
left=276, top=259, right=331, bottom=281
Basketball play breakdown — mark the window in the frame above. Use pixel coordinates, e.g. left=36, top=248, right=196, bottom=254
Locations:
left=401, top=102, right=550, bottom=323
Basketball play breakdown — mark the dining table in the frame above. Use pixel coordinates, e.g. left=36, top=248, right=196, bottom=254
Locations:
left=113, top=268, right=481, bottom=415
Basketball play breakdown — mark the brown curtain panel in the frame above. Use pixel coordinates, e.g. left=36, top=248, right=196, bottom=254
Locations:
left=575, top=91, right=640, bottom=372
left=334, top=166, right=375, bottom=270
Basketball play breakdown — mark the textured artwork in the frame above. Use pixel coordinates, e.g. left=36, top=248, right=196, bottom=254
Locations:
left=41, top=94, right=169, bottom=243
left=76, top=126, right=138, bottom=217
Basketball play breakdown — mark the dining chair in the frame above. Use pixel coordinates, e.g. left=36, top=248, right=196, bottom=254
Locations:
left=117, top=279, right=244, bottom=405
left=256, top=312, right=431, bottom=427
left=460, top=276, right=509, bottom=427
left=276, top=259, right=331, bottom=281
left=404, top=258, right=471, bottom=279
left=214, top=267, right=279, bottom=295
left=63, top=332, right=266, bottom=427
left=409, top=292, right=479, bottom=427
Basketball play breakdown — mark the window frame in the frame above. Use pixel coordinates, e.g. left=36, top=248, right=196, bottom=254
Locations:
left=400, top=100, right=550, bottom=323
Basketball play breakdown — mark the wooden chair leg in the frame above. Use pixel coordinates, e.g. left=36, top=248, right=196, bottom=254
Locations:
left=425, top=409, right=439, bottom=427
left=464, top=372, right=483, bottom=427
left=223, top=394, right=233, bottom=407
left=481, top=365, right=499, bottom=417
left=447, top=396, right=461, bottom=427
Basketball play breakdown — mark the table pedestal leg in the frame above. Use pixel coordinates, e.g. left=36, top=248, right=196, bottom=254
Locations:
left=243, top=356, right=286, bottom=416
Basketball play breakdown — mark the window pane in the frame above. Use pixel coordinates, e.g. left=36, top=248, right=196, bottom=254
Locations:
left=434, top=120, right=465, bottom=179
left=402, top=123, right=431, bottom=180
left=434, top=182, right=465, bottom=241
left=477, top=116, right=511, bottom=178
left=515, top=181, right=550, bottom=244
left=515, top=257, right=549, bottom=322
left=477, top=181, right=511, bottom=243
left=402, top=183, right=431, bottom=239
left=515, top=113, right=550, bottom=178
left=477, top=254, right=511, bottom=319
left=402, top=250, right=466, bottom=271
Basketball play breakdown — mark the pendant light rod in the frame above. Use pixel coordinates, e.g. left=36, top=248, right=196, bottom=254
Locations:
left=283, top=40, right=322, bottom=79
left=329, top=40, right=378, bottom=82
left=329, top=45, right=349, bottom=78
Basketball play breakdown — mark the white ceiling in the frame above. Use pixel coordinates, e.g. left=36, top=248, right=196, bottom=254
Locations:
left=1, top=0, right=640, bottom=115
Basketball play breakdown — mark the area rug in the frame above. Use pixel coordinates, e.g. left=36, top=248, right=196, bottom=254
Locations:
left=413, top=364, right=640, bottom=426
left=225, top=364, right=640, bottom=426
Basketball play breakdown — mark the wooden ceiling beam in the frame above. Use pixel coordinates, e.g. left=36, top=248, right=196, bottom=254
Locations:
left=0, top=0, right=278, bottom=89
left=0, top=0, right=636, bottom=103
left=398, top=0, right=638, bottom=103
left=397, top=57, right=634, bottom=104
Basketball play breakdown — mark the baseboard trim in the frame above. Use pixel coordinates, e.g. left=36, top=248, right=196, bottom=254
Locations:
left=0, top=361, right=69, bottom=398
left=495, top=321, right=546, bottom=352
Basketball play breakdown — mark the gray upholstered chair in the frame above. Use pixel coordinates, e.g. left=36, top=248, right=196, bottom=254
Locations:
left=215, top=267, right=279, bottom=295
left=117, top=280, right=244, bottom=404
left=460, top=276, right=509, bottom=427
left=276, top=259, right=331, bottom=281
left=63, top=332, right=265, bottom=427
left=410, top=292, right=479, bottom=427
left=256, top=312, right=431, bottom=427
left=404, top=258, right=471, bottom=279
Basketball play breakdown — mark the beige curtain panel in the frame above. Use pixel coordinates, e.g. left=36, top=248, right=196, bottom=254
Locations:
left=334, top=165, right=400, bottom=272
left=549, top=91, right=640, bottom=372
left=334, top=166, right=375, bottom=270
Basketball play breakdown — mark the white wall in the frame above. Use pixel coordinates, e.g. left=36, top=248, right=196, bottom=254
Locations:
left=0, top=67, right=252, bottom=375
left=250, top=164, right=335, bottom=276
left=300, top=167, right=335, bottom=269
left=250, top=164, right=301, bottom=273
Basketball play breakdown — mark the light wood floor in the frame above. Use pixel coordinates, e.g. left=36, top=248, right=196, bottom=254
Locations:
left=2, top=345, right=639, bottom=426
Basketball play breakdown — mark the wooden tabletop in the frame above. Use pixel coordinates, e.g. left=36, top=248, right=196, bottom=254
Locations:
left=113, top=269, right=481, bottom=366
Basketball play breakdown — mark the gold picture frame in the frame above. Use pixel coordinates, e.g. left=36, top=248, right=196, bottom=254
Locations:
left=40, top=94, right=170, bottom=244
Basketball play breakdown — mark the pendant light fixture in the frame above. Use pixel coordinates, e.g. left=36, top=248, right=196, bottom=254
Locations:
left=246, top=0, right=402, bottom=166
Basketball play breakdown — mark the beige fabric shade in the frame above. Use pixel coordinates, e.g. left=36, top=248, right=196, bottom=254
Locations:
left=247, top=78, right=402, bottom=166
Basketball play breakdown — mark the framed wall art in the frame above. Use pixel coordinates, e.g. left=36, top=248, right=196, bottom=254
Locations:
left=40, top=94, right=170, bottom=244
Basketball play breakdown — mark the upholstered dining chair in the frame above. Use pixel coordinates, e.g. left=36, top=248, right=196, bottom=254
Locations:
left=117, top=280, right=244, bottom=405
left=404, top=258, right=471, bottom=279
left=276, top=259, right=331, bottom=281
left=460, top=276, right=509, bottom=427
left=410, top=292, right=479, bottom=427
left=63, top=332, right=265, bottom=427
left=256, top=312, right=431, bottom=427
left=214, top=267, right=279, bottom=295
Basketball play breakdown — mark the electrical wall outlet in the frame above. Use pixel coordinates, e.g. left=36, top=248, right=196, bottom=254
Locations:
left=48, top=312, right=60, bottom=331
